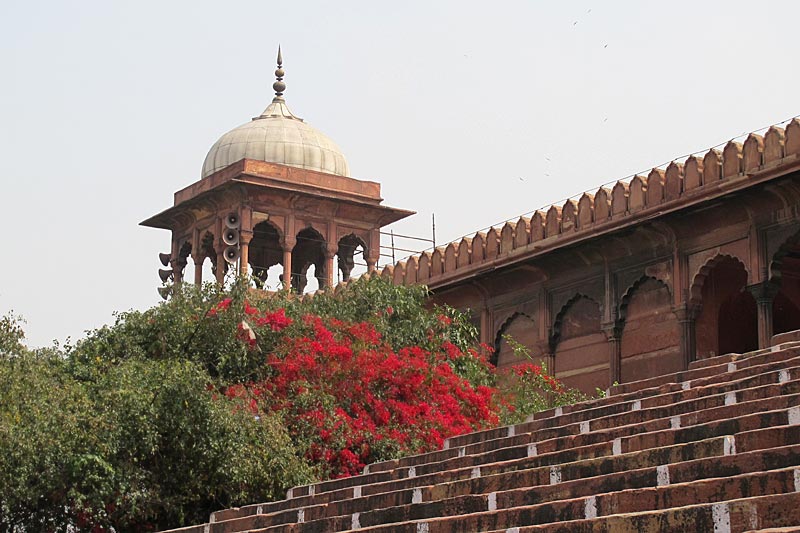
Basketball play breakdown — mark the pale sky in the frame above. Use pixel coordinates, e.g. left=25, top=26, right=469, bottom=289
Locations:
left=2, top=1, right=800, bottom=347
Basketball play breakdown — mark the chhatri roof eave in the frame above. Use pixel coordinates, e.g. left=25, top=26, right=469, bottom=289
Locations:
left=140, top=159, right=414, bottom=230
left=192, top=159, right=384, bottom=204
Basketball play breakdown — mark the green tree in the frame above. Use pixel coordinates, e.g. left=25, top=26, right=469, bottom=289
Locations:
left=0, top=311, right=26, bottom=356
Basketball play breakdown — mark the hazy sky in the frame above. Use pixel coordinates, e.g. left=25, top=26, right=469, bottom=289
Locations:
left=3, top=1, right=800, bottom=347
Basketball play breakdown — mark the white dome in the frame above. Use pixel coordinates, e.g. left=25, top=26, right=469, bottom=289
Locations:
left=201, top=98, right=350, bottom=178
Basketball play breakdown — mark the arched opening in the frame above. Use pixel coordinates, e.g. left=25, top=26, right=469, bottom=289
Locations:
left=619, top=277, right=681, bottom=382
left=694, top=256, right=757, bottom=358
left=493, top=313, right=539, bottom=368
left=336, top=234, right=367, bottom=284
left=772, top=236, right=800, bottom=336
left=552, top=295, right=607, bottom=394
left=249, top=221, right=284, bottom=290
left=199, top=231, right=218, bottom=284
left=291, top=227, right=326, bottom=294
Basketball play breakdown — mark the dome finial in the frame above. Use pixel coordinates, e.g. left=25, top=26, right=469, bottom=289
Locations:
left=254, top=45, right=302, bottom=121
left=273, top=45, right=286, bottom=99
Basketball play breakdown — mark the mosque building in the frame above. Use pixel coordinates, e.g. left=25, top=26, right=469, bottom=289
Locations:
left=143, top=50, right=800, bottom=395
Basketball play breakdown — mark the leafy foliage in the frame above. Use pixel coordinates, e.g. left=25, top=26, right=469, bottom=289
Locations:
left=0, top=348, right=311, bottom=531
left=0, top=311, right=26, bottom=356
left=497, top=335, right=589, bottom=424
left=0, top=276, right=590, bottom=531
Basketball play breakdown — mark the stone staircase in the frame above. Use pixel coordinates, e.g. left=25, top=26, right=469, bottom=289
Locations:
left=162, top=339, right=800, bottom=533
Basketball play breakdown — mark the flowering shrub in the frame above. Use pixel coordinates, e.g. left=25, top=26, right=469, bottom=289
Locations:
left=207, top=293, right=500, bottom=478
left=1, top=276, right=591, bottom=531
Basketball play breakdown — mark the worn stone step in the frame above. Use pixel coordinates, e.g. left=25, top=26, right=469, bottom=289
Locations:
left=529, top=369, right=800, bottom=433
left=444, top=353, right=800, bottom=450
left=362, top=351, right=800, bottom=478
left=445, top=389, right=798, bottom=463
left=495, top=491, right=800, bottom=533
left=552, top=354, right=800, bottom=419
left=494, top=444, right=800, bottom=521
left=385, top=406, right=799, bottom=485
left=337, top=491, right=800, bottom=533
left=610, top=345, right=800, bottom=397
left=200, top=349, right=800, bottom=529
left=446, top=378, right=800, bottom=451
left=209, top=434, right=742, bottom=533
left=248, top=432, right=767, bottom=533
left=212, top=398, right=800, bottom=526
left=689, top=340, right=800, bottom=371
left=329, top=467, right=800, bottom=533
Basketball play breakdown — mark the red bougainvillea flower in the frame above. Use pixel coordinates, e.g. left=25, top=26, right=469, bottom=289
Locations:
left=256, top=308, right=293, bottom=331
left=244, top=315, right=500, bottom=478
left=244, top=300, right=259, bottom=316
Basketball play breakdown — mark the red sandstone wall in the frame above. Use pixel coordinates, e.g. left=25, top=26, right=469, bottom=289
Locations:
left=495, top=314, right=539, bottom=368
left=620, top=279, right=682, bottom=383
left=553, top=297, right=608, bottom=394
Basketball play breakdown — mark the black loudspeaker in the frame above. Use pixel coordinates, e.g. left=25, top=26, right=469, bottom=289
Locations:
left=158, top=268, right=173, bottom=283
left=159, top=252, right=171, bottom=267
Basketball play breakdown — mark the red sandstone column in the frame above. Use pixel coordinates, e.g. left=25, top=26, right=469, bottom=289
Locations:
left=602, top=323, right=621, bottom=385
left=747, top=282, right=779, bottom=349
left=365, top=246, right=379, bottom=273
left=674, top=304, right=698, bottom=370
left=324, top=244, right=337, bottom=289
left=239, top=231, right=253, bottom=277
left=215, top=248, right=226, bottom=285
left=193, top=255, right=204, bottom=285
left=535, top=340, right=555, bottom=376
left=170, top=259, right=184, bottom=285
left=169, top=239, right=183, bottom=285
left=282, top=239, right=296, bottom=292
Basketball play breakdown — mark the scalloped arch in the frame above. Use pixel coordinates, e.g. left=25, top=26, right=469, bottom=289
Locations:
left=551, top=293, right=601, bottom=345
left=689, top=254, right=750, bottom=306
left=617, top=275, right=672, bottom=327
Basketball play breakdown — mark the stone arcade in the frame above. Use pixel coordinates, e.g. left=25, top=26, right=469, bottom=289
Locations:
left=391, top=123, right=800, bottom=394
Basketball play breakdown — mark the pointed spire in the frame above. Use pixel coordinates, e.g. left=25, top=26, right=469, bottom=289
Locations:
left=273, top=45, right=286, bottom=98
left=254, top=45, right=302, bottom=122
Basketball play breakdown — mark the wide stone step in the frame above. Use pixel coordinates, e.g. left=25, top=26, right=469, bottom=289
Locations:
left=495, top=491, right=800, bottom=532
left=610, top=345, right=800, bottom=396
left=160, top=346, right=800, bottom=533
left=210, top=396, right=800, bottom=526
left=331, top=467, right=800, bottom=533
left=213, top=427, right=800, bottom=533
left=210, top=435, right=737, bottom=532
left=360, top=350, right=800, bottom=479
left=688, top=340, right=800, bottom=371
left=381, top=404, right=798, bottom=483
left=443, top=353, right=800, bottom=450
left=398, top=360, right=795, bottom=472
left=445, top=378, right=800, bottom=450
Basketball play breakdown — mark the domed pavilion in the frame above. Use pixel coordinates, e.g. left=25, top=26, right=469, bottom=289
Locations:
left=141, top=48, right=412, bottom=293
